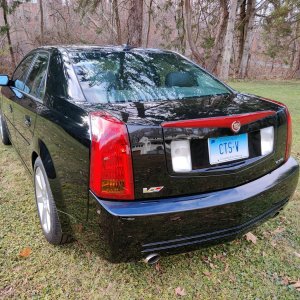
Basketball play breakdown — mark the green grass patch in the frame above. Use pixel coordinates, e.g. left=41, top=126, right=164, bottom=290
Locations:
left=0, top=81, right=299, bottom=299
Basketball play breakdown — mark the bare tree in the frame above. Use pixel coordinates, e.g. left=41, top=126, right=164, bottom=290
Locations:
left=207, top=0, right=229, bottom=73
left=0, top=0, right=300, bottom=79
left=219, top=0, right=240, bottom=80
left=127, top=0, right=144, bottom=46
left=184, top=0, right=202, bottom=63
left=112, top=0, right=122, bottom=44
left=39, top=0, right=44, bottom=45
left=146, top=0, right=153, bottom=47
left=238, top=0, right=256, bottom=78
left=1, top=0, right=16, bottom=67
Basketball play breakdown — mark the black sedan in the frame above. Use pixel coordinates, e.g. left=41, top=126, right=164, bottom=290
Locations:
left=0, top=46, right=298, bottom=263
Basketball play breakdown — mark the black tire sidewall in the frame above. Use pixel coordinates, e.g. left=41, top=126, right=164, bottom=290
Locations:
left=0, top=111, right=11, bottom=145
left=34, top=157, right=63, bottom=245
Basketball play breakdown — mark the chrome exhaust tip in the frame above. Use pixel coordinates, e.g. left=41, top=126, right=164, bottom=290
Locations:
left=144, top=253, right=160, bottom=265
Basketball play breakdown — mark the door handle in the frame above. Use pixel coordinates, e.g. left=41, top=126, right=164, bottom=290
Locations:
left=9, top=104, right=13, bottom=113
left=24, top=115, right=31, bottom=127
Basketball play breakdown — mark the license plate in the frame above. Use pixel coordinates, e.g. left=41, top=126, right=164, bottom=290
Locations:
left=208, top=133, right=249, bottom=165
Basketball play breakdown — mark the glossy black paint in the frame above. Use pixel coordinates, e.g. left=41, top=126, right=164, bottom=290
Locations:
left=0, top=45, right=298, bottom=261
left=1, top=47, right=91, bottom=237
left=91, top=157, right=299, bottom=262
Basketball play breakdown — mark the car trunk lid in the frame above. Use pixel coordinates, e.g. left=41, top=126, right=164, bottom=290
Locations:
left=86, top=93, right=287, bottom=200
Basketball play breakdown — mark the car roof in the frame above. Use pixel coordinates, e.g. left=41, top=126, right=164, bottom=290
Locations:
left=37, top=45, right=173, bottom=54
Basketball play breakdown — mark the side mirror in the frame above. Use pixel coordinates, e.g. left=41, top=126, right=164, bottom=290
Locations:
left=0, top=75, right=9, bottom=86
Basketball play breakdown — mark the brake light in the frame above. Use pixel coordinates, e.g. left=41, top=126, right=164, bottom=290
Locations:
left=89, top=111, right=134, bottom=200
left=285, top=107, right=292, bottom=161
left=261, top=98, right=292, bottom=162
left=161, top=111, right=276, bottom=129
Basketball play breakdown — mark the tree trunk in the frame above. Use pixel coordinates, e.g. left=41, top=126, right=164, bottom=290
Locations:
left=127, top=0, right=143, bottom=47
left=207, top=0, right=229, bottom=73
left=39, top=0, right=44, bottom=45
left=184, top=0, right=202, bottom=63
left=286, top=21, right=300, bottom=79
left=2, top=0, right=16, bottom=68
left=176, top=0, right=186, bottom=54
left=236, top=0, right=246, bottom=73
left=146, top=0, right=153, bottom=47
left=112, top=0, right=122, bottom=44
left=238, top=0, right=255, bottom=78
left=219, top=0, right=239, bottom=80
left=287, top=42, right=300, bottom=79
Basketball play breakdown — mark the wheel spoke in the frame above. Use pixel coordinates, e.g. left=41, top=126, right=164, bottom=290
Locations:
left=35, top=172, right=43, bottom=192
left=35, top=166, right=52, bottom=234
left=42, top=207, right=49, bottom=232
left=40, top=174, right=46, bottom=190
left=37, top=201, right=44, bottom=216
left=36, top=194, right=43, bottom=204
left=41, top=205, right=46, bottom=223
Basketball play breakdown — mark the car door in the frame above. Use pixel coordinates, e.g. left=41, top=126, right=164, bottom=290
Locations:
left=14, top=51, right=50, bottom=171
left=0, top=53, right=37, bottom=146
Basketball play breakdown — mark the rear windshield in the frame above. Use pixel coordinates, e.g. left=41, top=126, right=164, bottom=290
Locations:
left=69, top=50, right=231, bottom=104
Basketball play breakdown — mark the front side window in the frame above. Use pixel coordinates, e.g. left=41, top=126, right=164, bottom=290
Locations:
left=25, top=53, right=49, bottom=99
left=12, top=53, right=36, bottom=91
left=69, top=50, right=231, bottom=104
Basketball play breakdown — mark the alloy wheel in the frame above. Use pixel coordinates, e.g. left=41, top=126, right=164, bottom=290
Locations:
left=35, top=167, right=51, bottom=233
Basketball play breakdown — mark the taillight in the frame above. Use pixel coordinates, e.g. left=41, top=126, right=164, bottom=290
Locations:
left=89, top=111, right=134, bottom=200
left=262, top=98, right=292, bottom=162
left=285, top=107, right=292, bottom=161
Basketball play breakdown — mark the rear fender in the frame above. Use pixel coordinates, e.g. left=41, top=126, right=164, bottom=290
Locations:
left=32, top=138, right=73, bottom=236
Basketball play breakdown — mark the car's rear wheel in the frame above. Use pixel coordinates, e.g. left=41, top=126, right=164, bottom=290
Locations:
left=0, top=112, right=11, bottom=145
left=34, top=157, right=68, bottom=245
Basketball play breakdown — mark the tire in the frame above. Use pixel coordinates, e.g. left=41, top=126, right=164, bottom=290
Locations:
left=34, top=157, right=69, bottom=245
left=0, top=111, right=11, bottom=145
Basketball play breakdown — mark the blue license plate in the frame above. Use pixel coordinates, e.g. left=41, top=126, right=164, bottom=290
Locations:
left=208, top=133, right=249, bottom=165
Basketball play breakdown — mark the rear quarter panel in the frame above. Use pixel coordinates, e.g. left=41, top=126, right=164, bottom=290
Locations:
left=31, top=49, right=91, bottom=235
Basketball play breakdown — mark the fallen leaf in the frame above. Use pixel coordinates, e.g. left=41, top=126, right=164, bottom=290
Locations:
left=85, top=252, right=92, bottom=259
left=19, top=247, right=32, bottom=258
left=75, top=223, right=83, bottom=233
left=105, top=282, right=113, bottom=293
left=203, top=270, right=211, bottom=277
left=294, top=252, right=300, bottom=258
left=281, top=276, right=289, bottom=286
left=245, top=232, right=257, bottom=244
left=279, top=216, right=287, bottom=223
left=155, top=262, right=162, bottom=272
left=271, top=241, right=277, bottom=247
left=224, top=263, right=229, bottom=273
left=213, top=253, right=226, bottom=261
left=209, top=263, right=216, bottom=269
left=271, top=227, right=285, bottom=235
left=175, top=287, right=186, bottom=297
left=0, top=286, right=14, bottom=298
left=291, top=280, right=300, bottom=290
left=202, top=256, right=211, bottom=264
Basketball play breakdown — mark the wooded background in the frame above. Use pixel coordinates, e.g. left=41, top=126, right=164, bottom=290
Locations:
left=0, top=0, right=300, bottom=80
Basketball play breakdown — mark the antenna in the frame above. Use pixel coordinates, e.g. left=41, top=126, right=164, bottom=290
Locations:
left=123, top=43, right=135, bottom=51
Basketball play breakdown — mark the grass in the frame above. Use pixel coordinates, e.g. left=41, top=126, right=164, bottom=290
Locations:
left=0, top=80, right=299, bottom=299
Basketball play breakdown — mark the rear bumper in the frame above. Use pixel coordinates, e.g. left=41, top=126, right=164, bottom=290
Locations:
left=89, top=157, right=299, bottom=262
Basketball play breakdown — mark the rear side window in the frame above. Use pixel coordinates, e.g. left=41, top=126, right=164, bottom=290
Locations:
left=69, top=51, right=231, bottom=104
left=12, top=53, right=36, bottom=91
left=25, top=53, right=49, bottom=99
